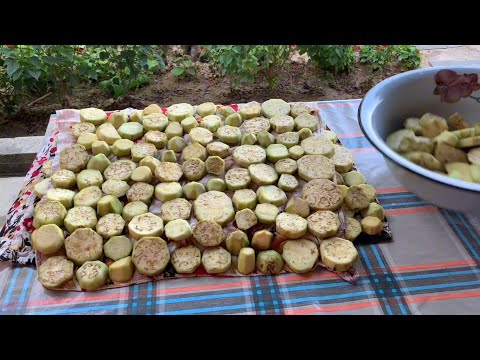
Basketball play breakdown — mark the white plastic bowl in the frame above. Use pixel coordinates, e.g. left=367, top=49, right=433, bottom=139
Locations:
left=358, top=66, right=480, bottom=212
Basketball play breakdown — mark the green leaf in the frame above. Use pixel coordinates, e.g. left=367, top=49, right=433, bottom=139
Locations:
left=27, top=68, right=41, bottom=80
left=43, top=56, right=58, bottom=65
left=29, top=56, right=42, bottom=68
left=112, top=84, right=125, bottom=98
left=11, top=68, right=23, bottom=82
left=4, top=58, right=19, bottom=77
left=183, top=60, right=193, bottom=67
left=171, top=67, right=185, bottom=76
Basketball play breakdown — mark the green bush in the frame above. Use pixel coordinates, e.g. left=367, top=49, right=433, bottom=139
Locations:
left=0, top=45, right=166, bottom=110
left=201, top=45, right=292, bottom=88
left=359, top=45, right=421, bottom=71
left=171, top=55, right=197, bottom=78
left=296, top=45, right=356, bottom=73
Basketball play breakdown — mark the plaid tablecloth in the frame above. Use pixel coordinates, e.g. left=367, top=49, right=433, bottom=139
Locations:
left=2, top=98, right=480, bottom=315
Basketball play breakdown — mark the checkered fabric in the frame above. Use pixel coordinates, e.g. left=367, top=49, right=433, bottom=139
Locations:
left=2, top=99, right=480, bottom=315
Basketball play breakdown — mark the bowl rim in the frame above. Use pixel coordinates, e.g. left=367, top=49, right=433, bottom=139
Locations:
left=358, top=65, right=480, bottom=194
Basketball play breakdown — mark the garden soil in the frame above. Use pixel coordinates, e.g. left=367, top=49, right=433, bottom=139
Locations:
left=0, top=62, right=402, bottom=138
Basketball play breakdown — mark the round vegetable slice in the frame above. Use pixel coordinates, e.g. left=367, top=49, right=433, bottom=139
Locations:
left=193, top=191, right=235, bottom=226
left=290, top=103, right=311, bottom=118
left=189, top=127, right=213, bottom=146
left=232, top=189, right=257, bottom=210
left=92, top=141, right=111, bottom=156
left=331, top=145, right=354, bottom=173
left=256, top=185, right=287, bottom=206
left=164, top=219, right=192, bottom=241
left=216, top=125, right=242, bottom=144
left=302, top=179, right=343, bottom=211
left=205, top=156, right=225, bottom=176
left=118, top=122, right=144, bottom=141
left=46, top=188, right=76, bottom=209
left=77, top=169, right=103, bottom=190
left=207, top=178, right=226, bottom=192
left=80, top=108, right=107, bottom=125
left=256, top=250, right=284, bottom=275
left=262, top=99, right=291, bottom=118
left=297, top=155, right=335, bottom=181
left=193, top=221, right=225, bottom=247
left=38, top=256, right=74, bottom=289
left=71, top=189, right=100, bottom=211
left=132, top=237, right=170, bottom=275
left=131, top=166, right=153, bottom=183
left=275, top=212, right=308, bottom=239
left=167, top=103, right=195, bottom=122
left=233, top=145, right=266, bottom=168
left=65, top=228, right=103, bottom=265
left=131, top=143, right=157, bottom=162
left=35, top=200, right=67, bottom=227
left=76, top=261, right=109, bottom=290
left=201, top=115, right=221, bottom=132
left=206, top=142, right=230, bottom=158
left=104, top=160, right=137, bottom=181
left=72, top=122, right=96, bottom=138
left=307, top=211, right=340, bottom=238
left=255, top=203, right=279, bottom=224
left=50, top=170, right=77, bottom=189
left=96, top=213, right=125, bottom=239
left=278, top=174, right=299, bottom=192
left=239, top=103, right=262, bottom=119
left=285, top=197, right=310, bottom=218
left=275, top=158, right=297, bottom=175
left=282, top=239, right=319, bottom=273
left=266, top=144, right=289, bottom=163
left=155, top=182, right=183, bottom=202
left=126, top=182, right=154, bottom=205
left=102, top=179, right=130, bottom=197
left=243, top=117, right=270, bottom=134
left=60, top=144, right=90, bottom=173
left=276, top=132, right=299, bottom=148
left=295, top=113, right=318, bottom=132
left=160, top=198, right=192, bottom=223
left=225, top=168, right=251, bottom=190
left=122, top=201, right=149, bottom=222
left=320, top=237, right=358, bottom=272
left=143, top=113, right=169, bottom=131
left=345, top=185, right=370, bottom=211
left=145, top=130, right=167, bottom=149
left=248, top=163, right=278, bottom=185
left=183, top=158, right=206, bottom=181
left=235, top=208, right=257, bottom=231
left=171, top=245, right=201, bottom=273
left=202, top=247, right=231, bottom=274
left=104, top=235, right=133, bottom=261
left=182, top=142, right=208, bottom=161
left=301, top=136, right=334, bottom=157
left=345, top=218, right=362, bottom=241
left=128, top=212, right=164, bottom=240
left=226, top=230, right=249, bottom=255
left=155, top=162, right=183, bottom=182
left=270, top=115, right=295, bottom=133
left=31, top=224, right=65, bottom=255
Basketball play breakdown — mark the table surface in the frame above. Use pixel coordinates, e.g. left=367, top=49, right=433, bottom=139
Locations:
left=2, top=99, right=480, bottom=315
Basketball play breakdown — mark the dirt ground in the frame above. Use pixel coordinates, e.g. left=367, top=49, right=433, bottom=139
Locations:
left=0, top=60, right=405, bottom=138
